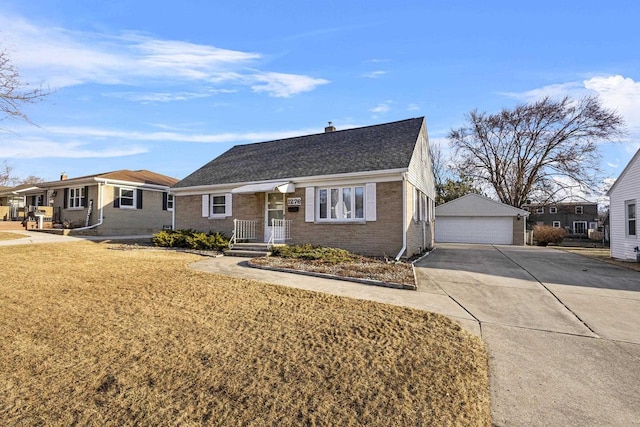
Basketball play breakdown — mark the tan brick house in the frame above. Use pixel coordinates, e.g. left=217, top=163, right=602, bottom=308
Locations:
left=21, top=170, right=177, bottom=235
left=172, top=118, right=436, bottom=258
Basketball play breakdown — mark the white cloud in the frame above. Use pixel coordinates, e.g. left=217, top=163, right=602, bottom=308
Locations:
left=502, top=75, right=640, bottom=140
left=0, top=138, right=147, bottom=159
left=3, top=123, right=327, bottom=151
left=361, top=70, right=387, bottom=79
left=370, top=101, right=392, bottom=114
left=407, top=103, right=420, bottom=111
left=501, top=82, right=588, bottom=102
left=104, top=89, right=235, bottom=103
left=0, top=12, right=328, bottom=97
left=583, top=75, right=640, bottom=133
left=250, top=72, right=329, bottom=97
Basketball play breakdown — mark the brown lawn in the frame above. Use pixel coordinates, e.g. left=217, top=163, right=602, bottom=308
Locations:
left=0, top=242, right=490, bottom=426
left=0, top=232, right=26, bottom=241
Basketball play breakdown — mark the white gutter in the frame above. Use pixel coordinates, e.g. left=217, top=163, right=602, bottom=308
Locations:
left=395, top=172, right=407, bottom=261
left=171, top=168, right=409, bottom=196
left=171, top=191, right=175, bottom=231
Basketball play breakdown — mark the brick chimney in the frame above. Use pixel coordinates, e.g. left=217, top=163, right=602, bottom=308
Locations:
left=60, top=172, right=67, bottom=181
left=324, top=121, right=336, bottom=133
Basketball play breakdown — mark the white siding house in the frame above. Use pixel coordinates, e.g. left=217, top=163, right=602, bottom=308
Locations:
left=607, top=148, right=640, bottom=260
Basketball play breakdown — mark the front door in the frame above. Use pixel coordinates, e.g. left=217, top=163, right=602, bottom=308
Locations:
left=265, top=192, right=285, bottom=242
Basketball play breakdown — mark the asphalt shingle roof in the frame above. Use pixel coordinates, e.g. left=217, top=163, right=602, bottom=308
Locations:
left=174, top=117, right=425, bottom=188
left=36, top=170, right=178, bottom=188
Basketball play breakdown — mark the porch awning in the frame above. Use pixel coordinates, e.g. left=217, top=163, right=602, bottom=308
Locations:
left=230, top=182, right=295, bottom=194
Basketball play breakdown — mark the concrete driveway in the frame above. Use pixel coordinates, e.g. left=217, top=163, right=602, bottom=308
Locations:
left=415, top=243, right=640, bottom=426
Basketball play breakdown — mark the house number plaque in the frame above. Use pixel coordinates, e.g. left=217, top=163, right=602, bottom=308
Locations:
left=287, top=197, right=302, bottom=206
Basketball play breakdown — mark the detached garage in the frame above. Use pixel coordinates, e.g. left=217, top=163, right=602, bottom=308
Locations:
left=435, top=194, right=529, bottom=245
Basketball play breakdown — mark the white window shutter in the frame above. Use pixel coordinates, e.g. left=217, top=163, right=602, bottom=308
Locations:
left=365, top=183, right=376, bottom=222
left=305, top=187, right=315, bottom=222
left=201, top=194, right=209, bottom=217
left=225, top=193, right=232, bottom=217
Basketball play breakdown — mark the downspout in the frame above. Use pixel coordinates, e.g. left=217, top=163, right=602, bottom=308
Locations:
left=395, top=173, right=407, bottom=261
left=70, top=182, right=104, bottom=231
left=171, top=192, right=175, bottom=231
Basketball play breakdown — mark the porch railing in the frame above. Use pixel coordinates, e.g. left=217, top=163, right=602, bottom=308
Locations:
left=230, top=219, right=257, bottom=248
left=268, top=219, right=292, bottom=248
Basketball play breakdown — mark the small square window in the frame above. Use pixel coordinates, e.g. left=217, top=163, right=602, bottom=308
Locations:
left=211, top=195, right=226, bottom=215
left=535, top=207, right=544, bottom=214
left=549, top=207, right=557, bottom=214
left=552, top=221, right=561, bottom=228
left=575, top=206, right=584, bottom=214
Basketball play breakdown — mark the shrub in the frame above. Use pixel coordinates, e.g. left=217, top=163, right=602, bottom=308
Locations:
left=152, top=230, right=229, bottom=251
left=533, top=225, right=566, bottom=246
left=271, top=244, right=360, bottom=264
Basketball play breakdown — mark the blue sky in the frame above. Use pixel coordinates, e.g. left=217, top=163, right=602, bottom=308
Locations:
left=1, top=1, right=638, bottom=197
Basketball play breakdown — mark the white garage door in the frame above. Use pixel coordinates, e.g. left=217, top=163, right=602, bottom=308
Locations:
left=436, top=217, right=513, bottom=244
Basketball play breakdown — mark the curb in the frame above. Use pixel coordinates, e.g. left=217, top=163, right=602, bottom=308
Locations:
left=247, top=260, right=417, bottom=291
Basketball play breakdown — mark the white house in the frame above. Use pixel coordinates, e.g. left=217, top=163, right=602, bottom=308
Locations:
left=607, top=148, right=640, bottom=260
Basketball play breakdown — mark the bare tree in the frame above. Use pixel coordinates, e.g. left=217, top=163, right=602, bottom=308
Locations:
left=1, top=48, right=48, bottom=127
left=429, top=141, right=446, bottom=189
left=449, top=96, right=625, bottom=207
left=0, top=160, right=13, bottom=186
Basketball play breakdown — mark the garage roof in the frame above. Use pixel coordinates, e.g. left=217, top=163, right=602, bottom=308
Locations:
left=436, top=194, right=530, bottom=217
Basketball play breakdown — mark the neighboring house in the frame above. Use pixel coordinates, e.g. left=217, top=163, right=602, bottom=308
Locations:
left=172, top=118, right=436, bottom=258
left=607, top=148, right=640, bottom=260
left=21, top=170, right=177, bottom=235
left=435, top=193, right=529, bottom=245
left=0, top=183, right=39, bottom=222
left=523, top=202, right=599, bottom=235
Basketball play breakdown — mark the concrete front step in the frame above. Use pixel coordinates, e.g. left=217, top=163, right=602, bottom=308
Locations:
left=225, top=249, right=271, bottom=258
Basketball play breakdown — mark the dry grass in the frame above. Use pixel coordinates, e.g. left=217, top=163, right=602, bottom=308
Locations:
left=0, top=232, right=25, bottom=241
left=251, top=256, right=415, bottom=286
left=0, top=242, right=490, bottom=426
left=558, top=246, right=640, bottom=272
